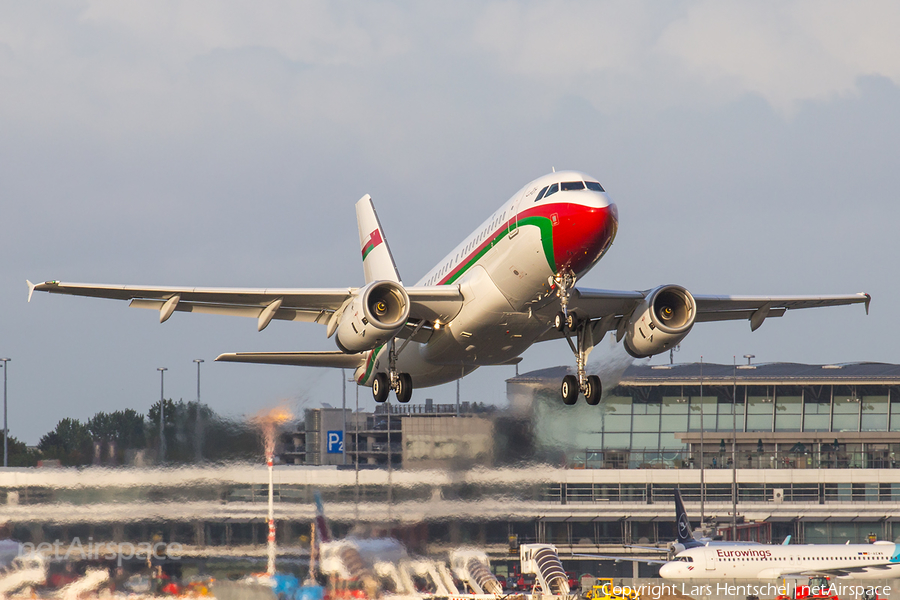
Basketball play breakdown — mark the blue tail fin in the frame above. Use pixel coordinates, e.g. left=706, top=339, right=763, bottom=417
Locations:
left=674, top=487, right=700, bottom=548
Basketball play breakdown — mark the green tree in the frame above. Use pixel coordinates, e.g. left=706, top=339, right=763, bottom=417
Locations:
left=38, top=418, right=93, bottom=466
left=4, top=434, right=38, bottom=467
left=86, top=409, right=147, bottom=464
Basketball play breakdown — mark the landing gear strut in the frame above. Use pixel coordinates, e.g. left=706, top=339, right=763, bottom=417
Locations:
left=552, top=271, right=602, bottom=406
left=372, top=321, right=425, bottom=404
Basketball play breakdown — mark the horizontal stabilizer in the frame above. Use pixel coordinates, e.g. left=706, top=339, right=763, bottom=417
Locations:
left=216, top=351, right=365, bottom=369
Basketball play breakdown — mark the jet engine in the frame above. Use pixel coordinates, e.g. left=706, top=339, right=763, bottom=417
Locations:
left=335, top=280, right=410, bottom=353
left=623, top=285, right=696, bottom=358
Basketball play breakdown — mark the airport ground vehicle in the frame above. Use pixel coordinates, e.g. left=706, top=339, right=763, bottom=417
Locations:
left=583, top=578, right=637, bottom=600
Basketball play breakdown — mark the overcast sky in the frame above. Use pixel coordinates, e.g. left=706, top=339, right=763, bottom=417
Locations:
left=2, top=1, right=898, bottom=444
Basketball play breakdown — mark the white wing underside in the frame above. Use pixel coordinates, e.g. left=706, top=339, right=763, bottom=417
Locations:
left=29, top=281, right=869, bottom=355
left=534, top=288, right=870, bottom=341
left=29, top=280, right=463, bottom=330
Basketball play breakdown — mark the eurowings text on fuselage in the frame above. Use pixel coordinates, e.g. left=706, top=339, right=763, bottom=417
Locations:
left=660, top=542, right=900, bottom=580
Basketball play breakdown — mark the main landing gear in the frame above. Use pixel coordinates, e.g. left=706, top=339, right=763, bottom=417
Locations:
left=372, top=324, right=424, bottom=404
left=552, top=271, right=602, bottom=406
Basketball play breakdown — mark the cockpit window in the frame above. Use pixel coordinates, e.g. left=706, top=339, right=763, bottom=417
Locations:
left=544, top=183, right=559, bottom=198
left=535, top=186, right=549, bottom=202
left=586, top=181, right=605, bottom=192
left=561, top=181, right=585, bottom=191
left=677, top=556, right=693, bottom=563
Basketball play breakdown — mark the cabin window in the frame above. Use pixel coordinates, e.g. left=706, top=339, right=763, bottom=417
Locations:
left=544, top=183, right=559, bottom=198
left=535, top=186, right=549, bottom=202
left=586, top=181, right=605, bottom=192
left=561, top=181, right=585, bottom=191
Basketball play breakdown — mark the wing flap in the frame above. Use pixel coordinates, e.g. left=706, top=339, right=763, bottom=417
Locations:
left=216, top=351, right=365, bottom=368
left=533, top=289, right=869, bottom=337
left=695, top=308, right=786, bottom=323
left=130, top=299, right=332, bottom=324
left=407, top=285, right=464, bottom=322
left=32, top=280, right=463, bottom=324
left=695, top=293, right=870, bottom=313
left=32, top=281, right=353, bottom=310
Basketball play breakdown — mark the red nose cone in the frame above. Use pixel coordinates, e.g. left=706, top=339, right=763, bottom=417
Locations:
left=553, top=203, right=618, bottom=275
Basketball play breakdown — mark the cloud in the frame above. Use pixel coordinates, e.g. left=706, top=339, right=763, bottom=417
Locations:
left=658, top=0, right=900, bottom=114
left=470, top=0, right=900, bottom=116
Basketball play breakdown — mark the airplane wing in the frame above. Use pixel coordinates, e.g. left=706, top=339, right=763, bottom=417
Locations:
left=535, top=288, right=870, bottom=340
left=27, top=280, right=463, bottom=332
left=215, top=351, right=366, bottom=368
left=573, top=553, right=668, bottom=565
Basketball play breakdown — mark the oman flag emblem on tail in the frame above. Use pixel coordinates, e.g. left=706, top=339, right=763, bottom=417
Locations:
left=361, top=229, right=384, bottom=260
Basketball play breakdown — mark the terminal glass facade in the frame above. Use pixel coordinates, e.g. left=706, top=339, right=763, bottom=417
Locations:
left=522, top=368, right=900, bottom=469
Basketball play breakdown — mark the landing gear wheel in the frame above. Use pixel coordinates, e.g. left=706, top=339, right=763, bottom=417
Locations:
left=555, top=312, right=566, bottom=332
left=584, top=375, right=602, bottom=405
left=372, top=373, right=389, bottom=403
left=395, top=373, right=413, bottom=403
left=566, top=311, right=578, bottom=331
left=561, top=375, right=579, bottom=405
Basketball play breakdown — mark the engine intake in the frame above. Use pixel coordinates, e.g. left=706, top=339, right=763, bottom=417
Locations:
left=623, top=285, right=696, bottom=358
left=335, top=281, right=410, bottom=353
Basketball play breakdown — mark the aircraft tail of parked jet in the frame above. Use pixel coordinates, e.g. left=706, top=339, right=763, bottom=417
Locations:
left=674, top=486, right=698, bottom=549
left=314, top=491, right=332, bottom=543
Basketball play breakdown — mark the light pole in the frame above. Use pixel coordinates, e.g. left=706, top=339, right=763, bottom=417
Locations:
left=193, top=359, right=204, bottom=462
left=158, top=367, right=167, bottom=463
left=1, top=358, right=9, bottom=468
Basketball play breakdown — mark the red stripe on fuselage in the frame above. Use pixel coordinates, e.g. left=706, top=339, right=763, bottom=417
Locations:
left=435, top=200, right=617, bottom=285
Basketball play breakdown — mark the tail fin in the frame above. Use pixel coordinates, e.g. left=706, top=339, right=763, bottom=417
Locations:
left=315, top=491, right=332, bottom=543
left=674, top=487, right=698, bottom=548
left=356, top=195, right=401, bottom=284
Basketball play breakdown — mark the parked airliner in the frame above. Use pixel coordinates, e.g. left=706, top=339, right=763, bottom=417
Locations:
left=28, top=171, right=870, bottom=404
left=659, top=541, right=900, bottom=580
left=578, top=487, right=776, bottom=565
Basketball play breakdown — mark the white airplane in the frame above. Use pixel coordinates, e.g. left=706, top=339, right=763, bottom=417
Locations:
left=659, top=541, right=900, bottom=580
left=28, top=170, right=870, bottom=405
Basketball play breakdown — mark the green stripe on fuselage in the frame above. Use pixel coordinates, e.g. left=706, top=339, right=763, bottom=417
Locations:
left=445, top=215, right=555, bottom=285
left=362, top=343, right=385, bottom=383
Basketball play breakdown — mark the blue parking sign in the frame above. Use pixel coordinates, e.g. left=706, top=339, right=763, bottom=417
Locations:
left=327, top=430, right=344, bottom=454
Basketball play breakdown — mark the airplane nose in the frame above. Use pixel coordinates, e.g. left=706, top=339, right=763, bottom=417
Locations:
left=658, top=562, right=677, bottom=579
left=552, top=202, right=618, bottom=276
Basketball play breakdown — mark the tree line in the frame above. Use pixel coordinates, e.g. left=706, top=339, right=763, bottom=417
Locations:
left=6, top=400, right=261, bottom=467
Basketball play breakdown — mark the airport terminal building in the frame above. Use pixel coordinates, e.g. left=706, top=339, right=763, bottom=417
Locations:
left=3, top=361, right=900, bottom=575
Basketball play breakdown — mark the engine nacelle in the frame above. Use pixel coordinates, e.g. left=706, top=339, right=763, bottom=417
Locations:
left=623, top=285, right=696, bottom=358
left=335, top=281, right=410, bottom=353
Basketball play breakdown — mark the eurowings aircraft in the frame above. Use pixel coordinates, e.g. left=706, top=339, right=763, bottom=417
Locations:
left=576, top=486, right=778, bottom=565
left=659, top=541, right=900, bottom=580
left=28, top=171, right=870, bottom=405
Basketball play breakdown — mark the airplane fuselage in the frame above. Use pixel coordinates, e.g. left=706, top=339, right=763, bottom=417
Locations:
left=357, top=171, right=618, bottom=388
left=659, top=543, right=900, bottom=580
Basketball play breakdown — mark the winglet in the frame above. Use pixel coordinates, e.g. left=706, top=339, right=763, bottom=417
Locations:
left=864, top=293, right=871, bottom=315
left=356, top=194, right=401, bottom=284
left=26, top=280, right=35, bottom=302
